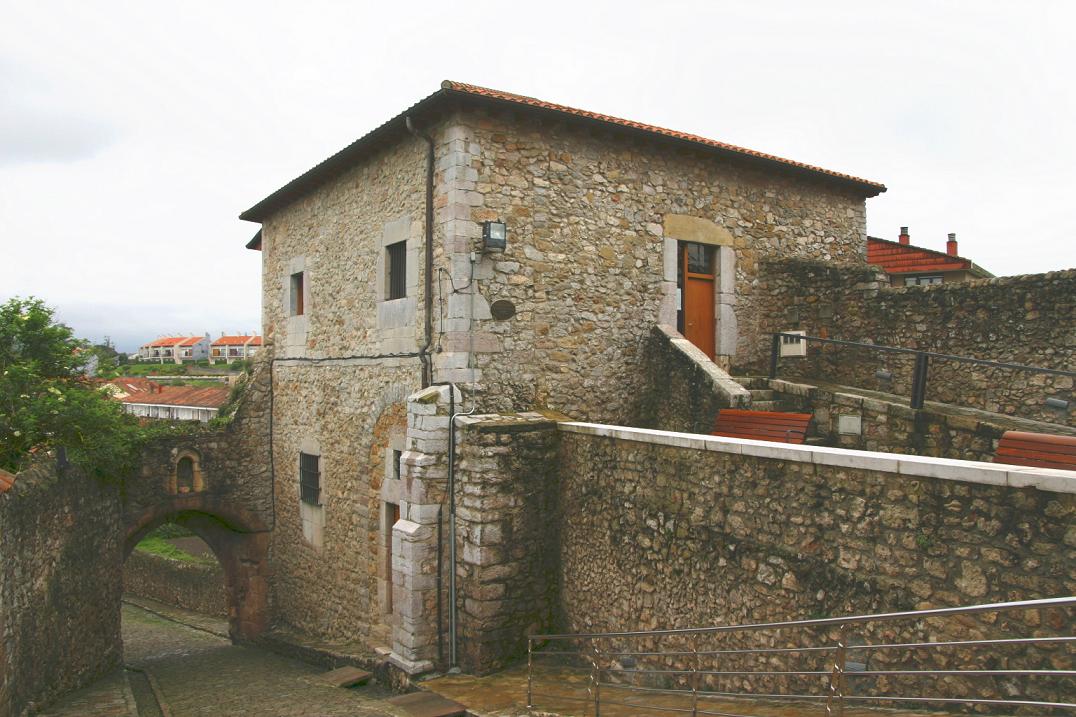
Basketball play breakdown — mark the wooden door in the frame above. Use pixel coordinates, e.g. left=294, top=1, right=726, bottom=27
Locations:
left=680, top=242, right=716, bottom=359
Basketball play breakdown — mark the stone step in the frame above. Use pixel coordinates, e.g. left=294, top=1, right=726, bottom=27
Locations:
left=385, top=691, right=468, bottom=717
left=750, top=400, right=778, bottom=412
left=749, top=389, right=775, bottom=400
left=733, top=375, right=770, bottom=390
left=315, top=665, right=372, bottom=688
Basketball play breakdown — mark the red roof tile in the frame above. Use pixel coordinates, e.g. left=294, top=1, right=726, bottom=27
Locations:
left=240, top=81, right=886, bottom=223
left=0, top=468, right=16, bottom=494
left=211, top=335, right=262, bottom=346
left=143, top=336, right=205, bottom=348
left=120, top=386, right=230, bottom=409
left=107, top=377, right=162, bottom=395
left=443, top=81, right=886, bottom=192
left=867, top=237, right=985, bottom=275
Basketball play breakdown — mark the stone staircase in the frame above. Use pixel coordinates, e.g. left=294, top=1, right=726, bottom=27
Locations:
left=733, top=376, right=779, bottom=411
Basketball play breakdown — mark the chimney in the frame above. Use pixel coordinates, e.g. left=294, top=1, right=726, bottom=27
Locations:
left=947, top=232, right=958, bottom=256
left=898, top=226, right=910, bottom=245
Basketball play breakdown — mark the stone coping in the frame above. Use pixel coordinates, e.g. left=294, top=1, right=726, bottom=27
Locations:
left=558, top=422, right=1076, bottom=495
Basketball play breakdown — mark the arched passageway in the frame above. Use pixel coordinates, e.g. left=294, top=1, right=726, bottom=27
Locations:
left=124, top=495, right=270, bottom=640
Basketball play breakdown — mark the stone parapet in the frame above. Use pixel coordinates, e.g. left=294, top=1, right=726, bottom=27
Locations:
left=452, top=412, right=562, bottom=674
left=632, top=324, right=751, bottom=433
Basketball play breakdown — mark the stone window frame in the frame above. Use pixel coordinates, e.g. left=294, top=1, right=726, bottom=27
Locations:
left=662, top=215, right=738, bottom=361
left=375, top=217, right=420, bottom=341
left=168, top=448, right=205, bottom=495
left=297, top=437, right=325, bottom=550
left=282, top=256, right=310, bottom=358
left=378, top=434, right=406, bottom=619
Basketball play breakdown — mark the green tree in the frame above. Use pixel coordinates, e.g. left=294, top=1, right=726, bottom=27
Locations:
left=0, top=297, right=175, bottom=478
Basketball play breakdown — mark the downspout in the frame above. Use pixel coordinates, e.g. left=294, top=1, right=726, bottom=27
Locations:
left=405, top=116, right=435, bottom=389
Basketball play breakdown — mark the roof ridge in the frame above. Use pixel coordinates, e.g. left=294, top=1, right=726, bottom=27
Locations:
left=441, top=80, right=886, bottom=190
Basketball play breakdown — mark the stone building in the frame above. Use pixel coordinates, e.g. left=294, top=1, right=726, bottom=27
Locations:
left=238, top=80, right=889, bottom=670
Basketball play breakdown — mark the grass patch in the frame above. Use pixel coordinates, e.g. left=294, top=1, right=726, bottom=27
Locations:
left=135, top=535, right=214, bottom=565
left=149, top=523, right=193, bottom=539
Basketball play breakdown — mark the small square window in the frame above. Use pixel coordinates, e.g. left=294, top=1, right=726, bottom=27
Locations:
left=299, top=451, right=320, bottom=505
left=290, top=272, right=305, bottom=315
left=386, top=241, right=407, bottom=300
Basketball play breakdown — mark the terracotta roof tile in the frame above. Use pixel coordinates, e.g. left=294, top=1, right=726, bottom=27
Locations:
left=867, top=237, right=978, bottom=275
left=120, top=386, right=230, bottom=409
left=0, top=468, right=16, bottom=494
left=211, top=335, right=262, bottom=346
left=240, top=81, right=886, bottom=223
left=442, top=81, right=886, bottom=192
left=143, top=336, right=204, bottom=348
left=107, top=377, right=162, bottom=395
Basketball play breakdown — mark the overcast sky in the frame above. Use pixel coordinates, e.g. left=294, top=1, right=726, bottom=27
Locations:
left=2, top=1, right=1074, bottom=352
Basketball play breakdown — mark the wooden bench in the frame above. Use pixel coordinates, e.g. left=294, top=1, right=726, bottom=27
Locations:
left=712, top=409, right=813, bottom=444
left=994, top=430, right=1076, bottom=471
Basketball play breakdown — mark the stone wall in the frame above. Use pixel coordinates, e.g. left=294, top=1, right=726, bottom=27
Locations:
left=554, top=423, right=1074, bottom=701
left=124, top=550, right=227, bottom=618
left=433, top=107, right=870, bottom=424
left=0, top=462, right=124, bottom=717
left=744, top=260, right=1075, bottom=425
left=768, top=378, right=1076, bottom=462
left=632, top=324, right=751, bottom=433
left=267, top=360, right=415, bottom=647
left=453, top=413, right=562, bottom=673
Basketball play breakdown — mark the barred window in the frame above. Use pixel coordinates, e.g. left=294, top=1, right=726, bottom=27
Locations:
left=386, top=241, right=406, bottom=300
left=299, top=452, right=320, bottom=506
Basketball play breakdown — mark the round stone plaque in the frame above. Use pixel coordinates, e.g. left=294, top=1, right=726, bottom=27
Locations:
left=490, top=299, right=517, bottom=321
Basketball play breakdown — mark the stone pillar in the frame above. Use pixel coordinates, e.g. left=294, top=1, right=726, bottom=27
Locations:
left=387, top=383, right=457, bottom=674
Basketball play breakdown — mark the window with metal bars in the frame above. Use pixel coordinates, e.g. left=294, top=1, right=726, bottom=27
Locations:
left=386, top=241, right=406, bottom=300
left=299, top=452, right=320, bottom=506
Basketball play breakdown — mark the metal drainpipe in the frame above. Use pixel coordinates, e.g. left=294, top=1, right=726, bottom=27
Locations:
left=405, top=116, right=434, bottom=389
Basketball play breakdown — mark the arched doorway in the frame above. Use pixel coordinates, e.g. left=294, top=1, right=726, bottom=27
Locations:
left=124, top=498, right=270, bottom=640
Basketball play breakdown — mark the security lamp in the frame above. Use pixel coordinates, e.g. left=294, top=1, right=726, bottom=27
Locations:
left=482, top=220, right=507, bottom=252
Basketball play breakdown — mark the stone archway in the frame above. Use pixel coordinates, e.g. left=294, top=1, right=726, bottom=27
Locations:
left=124, top=495, right=270, bottom=641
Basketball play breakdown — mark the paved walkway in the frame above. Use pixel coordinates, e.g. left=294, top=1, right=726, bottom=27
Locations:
left=41, top=604, right=408, bottom=717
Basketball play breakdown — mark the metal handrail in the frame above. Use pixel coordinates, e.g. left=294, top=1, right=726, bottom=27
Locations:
left=768, top=332, right=1075, bottom=411
left=527, top=597, right=1076, bottom=716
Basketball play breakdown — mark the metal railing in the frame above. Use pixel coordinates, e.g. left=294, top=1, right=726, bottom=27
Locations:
left=768, top=333, right=1076, bottom=410
left=527, top=596, right=1076, bottom=716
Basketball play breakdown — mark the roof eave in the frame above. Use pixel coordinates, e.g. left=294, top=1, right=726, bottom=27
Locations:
left=239, top=83, right=886, bottom=225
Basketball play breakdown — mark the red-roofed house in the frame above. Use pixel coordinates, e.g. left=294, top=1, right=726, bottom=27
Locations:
left=209, top=335, right=263, bottom=364
left=868, top=227, right=993, bottom=287
left=137, top=335, right=210, bottom=364
left=119, top=385, right=230, bottom=422
left=102, top=377, right=163, bottom=399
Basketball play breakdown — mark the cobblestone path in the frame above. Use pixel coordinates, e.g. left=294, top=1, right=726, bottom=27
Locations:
left=44, top=604, right=408, bottom=716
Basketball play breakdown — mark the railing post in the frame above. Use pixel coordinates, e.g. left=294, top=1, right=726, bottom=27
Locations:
left=690, top=634, right=700, bottom=717
left=526, top=637, right=533, bottom=713
left=910, top=352, right=930, bottom=409
left=769, top=333, right=781, bottom=379
left=826, top=624, right=848, bottom=717
left=592, top=641, right=602, bottom=717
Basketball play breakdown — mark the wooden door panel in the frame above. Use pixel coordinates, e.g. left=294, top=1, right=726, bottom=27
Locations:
left=684, top=275, right=715, bottom=359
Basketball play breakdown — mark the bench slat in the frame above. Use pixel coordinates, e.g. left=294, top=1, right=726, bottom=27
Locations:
left=713, top=409, right=812, bottom=445
left=995, top=430, right=1076, bottom=470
